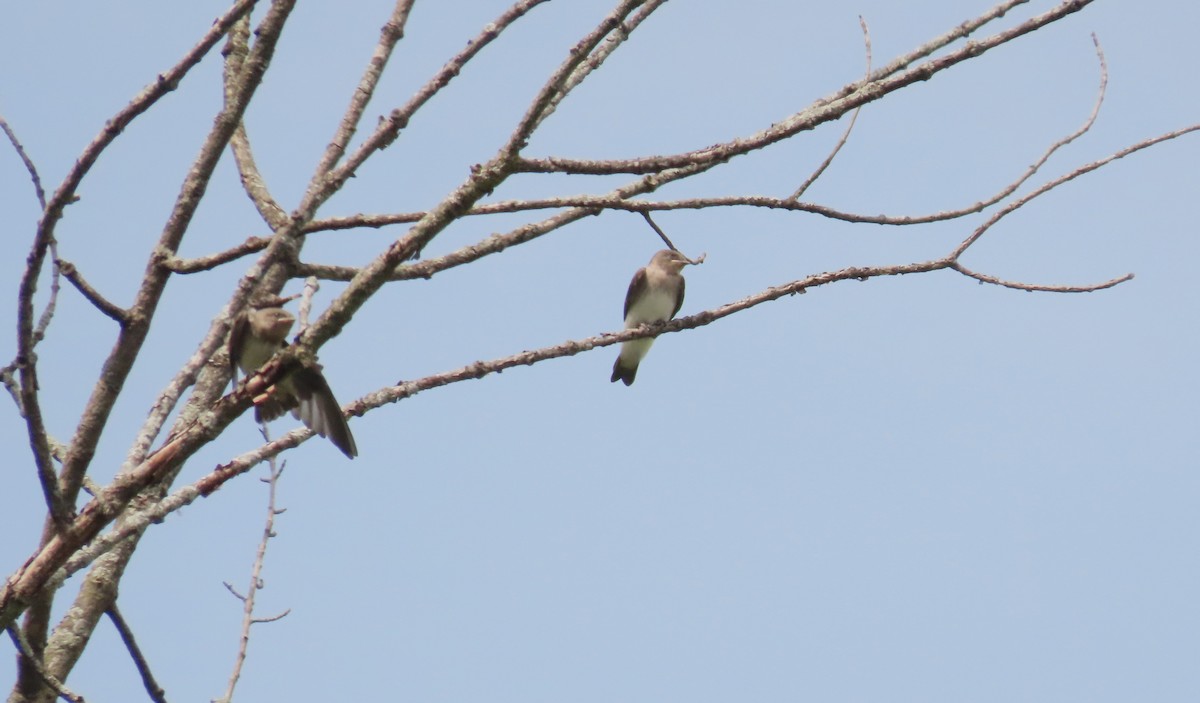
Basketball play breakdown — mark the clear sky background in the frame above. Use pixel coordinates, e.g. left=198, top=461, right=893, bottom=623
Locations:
left=1, top=1, right=1198, bottom=701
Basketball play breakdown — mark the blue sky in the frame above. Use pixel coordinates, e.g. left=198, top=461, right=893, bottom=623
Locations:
left=1, top=1, right=1197, bottom=701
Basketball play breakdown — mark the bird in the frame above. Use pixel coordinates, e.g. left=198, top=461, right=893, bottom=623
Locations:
left=610, top=249, right=690, bottom=386
left=228, top=306, right=358, bottom=458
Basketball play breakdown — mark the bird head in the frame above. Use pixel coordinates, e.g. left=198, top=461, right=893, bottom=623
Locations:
left=248, top=307, right=296, bottom=343
left=652, top=248, right=692, bottom=273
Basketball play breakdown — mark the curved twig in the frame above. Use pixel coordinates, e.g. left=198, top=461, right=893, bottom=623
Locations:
left=790, top=15, right=872, bottom=200
left=57, top=260, right=128, bottom=324
left=951, top=123, right=1200, bottom=260
left=225, top=14, right=289, bottom=229
left=0, top=114, right=47, bottom=209
left=163, top=236, right=272, bottom=273
left=950, top=262, right=1132, bottom=292
left=106, top=605, right=167, bottom=703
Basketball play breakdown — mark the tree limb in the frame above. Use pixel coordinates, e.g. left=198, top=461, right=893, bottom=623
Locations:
left=106, top=604, right=167, bottom=703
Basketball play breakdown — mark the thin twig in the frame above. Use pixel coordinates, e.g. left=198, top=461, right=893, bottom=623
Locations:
left=7, top=107, right=71, bottom=528
left=640, top=212, right=679, bottom=251
left=106, top=604, right=168, bottom=703
left=790, top=15, right=871, bottom=200
left=216, top=432, right=288, bottom=703
left=57, top=260, right=129, bottom=324
left=528, top=0, right=668, bottom=133
left=950, top=262, right=1133, bottom=292
left=312, top=0, right=416, bottom=177
left=23, top=231, right=71, bottom=528
left=224, top=14, right=289, bottom=230
left=32, top=237, right=63, bottom=348
left=0, top=113, right=47, bottom=209
left=639, top=213, right=705, bottom=265
left=502, top=0, right=648, bottom=155
left=297, top=277, right=319, bottom=330
left=162, top=236, right=272, bottom=273
left=7, top=625, right=85, bottom=703
left=866, top=0, right=1029, bottom=82
left=323, top=0, right=551, bottom=186
left=250, top=609, right=291, bottom=625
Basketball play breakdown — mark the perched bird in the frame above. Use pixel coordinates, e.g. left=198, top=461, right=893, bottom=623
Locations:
left=229, top=306, right=358, bottom=458
left=611, top=249, right=690, bottom=386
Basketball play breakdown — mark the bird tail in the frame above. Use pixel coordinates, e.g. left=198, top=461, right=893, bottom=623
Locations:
left=610, top=357, right=637, bottom=386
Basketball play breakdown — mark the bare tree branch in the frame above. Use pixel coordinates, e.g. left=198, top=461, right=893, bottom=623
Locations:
left=14, top=0, right=261, bottom=491
left=1, top=114, right=70, bottom=528
left=296, top=277, right=320, bottom=329
left=0, top=114, right=47, bottom=209
left=322, top=0, right=551, bottom=183
left=6, top=5, right=299, bottom=699
left=215, top=439, right=288, bottom=703
left=56, top=260, right=129, bottom=325
left=527, top=0, right=668, bottom=134
left=296, top=31, right=1109, bottom=242
left=949, top=262, right=1133, bottom=292
left=515, top=0, right=1095, bottom=175
left=106, top=605, right=168, bottom=703
left=950, top=123, right=1200, bottom=260
left=52, top=0, right=294, bottom=519
left=872, top=0, right=1029, bottom=79
left=163, top=237, right=272, bottom=274
left=299, top=0, right=656, bottom=352
left=6, top=625, right=85, bottom=703
left=311, top=0, right=417, bottom=177
left=7, top=10, right=1188, bottom=647
left=639, top=212, right=704, bottom=264
left=504, top=0, right=655, bottom=155
left=2, top=1, right=1194, bottom=697
left=790, top=15, right=872, bottom=200
left=224, top=14, right=289, bottom=230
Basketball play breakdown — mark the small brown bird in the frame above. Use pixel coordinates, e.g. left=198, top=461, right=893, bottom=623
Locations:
left=229, top=307, right=358, bottom=458
left=611, top=249, right=690, bottom=386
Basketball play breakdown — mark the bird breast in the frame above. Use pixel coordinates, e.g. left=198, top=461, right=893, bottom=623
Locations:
left=625, top=285, right=678, bottom=326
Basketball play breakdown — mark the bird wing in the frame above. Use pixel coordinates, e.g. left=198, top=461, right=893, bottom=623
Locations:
left=228, top=312, right=249, bottom=384
left=672, top=276, right=685, bottom=319
left=623, top=266, right=649, bottom=321
left=289, top=365, right=358, bottom=458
